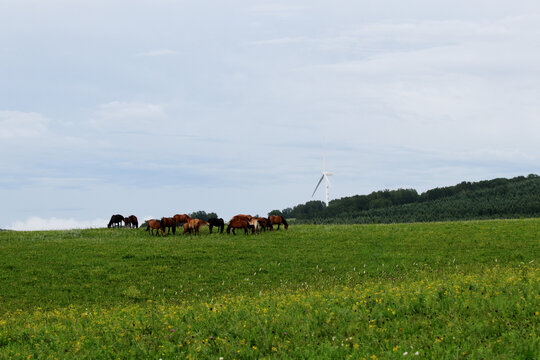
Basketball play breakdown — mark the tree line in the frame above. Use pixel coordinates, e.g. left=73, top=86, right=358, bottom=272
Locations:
left=269, top=174, right=540, bottom=224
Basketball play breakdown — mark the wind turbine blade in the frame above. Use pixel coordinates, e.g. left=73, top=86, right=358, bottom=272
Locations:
left=312, top=174, right=325, bottom=197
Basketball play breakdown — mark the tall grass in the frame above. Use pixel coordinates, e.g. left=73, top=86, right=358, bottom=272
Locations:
left=0, top=219, right=538, bottom=358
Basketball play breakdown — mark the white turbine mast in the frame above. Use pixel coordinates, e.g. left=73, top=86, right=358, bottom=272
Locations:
left=312, top=145, right=333, bottom=206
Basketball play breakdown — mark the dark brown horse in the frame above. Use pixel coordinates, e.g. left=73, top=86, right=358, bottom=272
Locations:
left=184, top=219, right=209, bottom=235
left=161, top=217, right=176, bottom=235
left=254, top=217, right=272, bottom=231
left=108, top=214, right=124, bottom=228
left=208, top=218, right=225, bottom=234
left=269, top=215, right=288, bottom=230
left=146, top=219, right=165, bottom=236
left=128, top=215, right=138, bottom=229
left=226, top=219, right=253, bottom=235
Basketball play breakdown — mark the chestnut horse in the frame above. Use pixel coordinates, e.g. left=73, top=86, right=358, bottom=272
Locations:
left=146, top=219, right=165, bottom=236
left=161, top=217, right=176, bottom=235
left=269, top=215, right=288, bottom=230
left=184, top=219, right=209, bottom=235
left=208, top=218, right=225, bottom=234
left=230, top=214, right=252, bottom=222
left=108, top=214, right=124, bottom=228
left=226, top=219, right=253, bottom=235
left=173, top=214, right=191, bottom=226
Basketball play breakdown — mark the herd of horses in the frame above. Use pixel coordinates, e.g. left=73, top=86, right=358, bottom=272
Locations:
left=107, top=213, right=288, bottom=236
left=108, top=214, right=138, bottom=229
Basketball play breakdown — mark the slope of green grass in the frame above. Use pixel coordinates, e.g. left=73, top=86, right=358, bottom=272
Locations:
left=0, top=220, right=538, bottom=358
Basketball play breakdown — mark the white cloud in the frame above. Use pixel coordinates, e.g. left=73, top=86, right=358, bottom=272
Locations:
left=0, top=111, right=49, bottom=139
left=8, top=217, right=108, bottom=231
left=87, top=101, right=166, bottom=130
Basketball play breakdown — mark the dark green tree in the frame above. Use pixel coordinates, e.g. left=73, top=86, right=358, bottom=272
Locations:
left=189, top=211, right=218, bottom=221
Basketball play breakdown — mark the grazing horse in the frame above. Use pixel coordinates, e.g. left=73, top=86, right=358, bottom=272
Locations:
left=248, top=218, right=260, bottom=234
left=128, top=215, right=139, bottom=229
left=146, top=219, right=165, bottom=236
left=161, top=217, right=177, bottom=235
left=173, top=214, right=191, bottom=227
left=208, top=218, right=225, bottom=234
left=184, top=219, right=209, bottom=235
left=226, top=219, right=253, bottom=235
left=254, top=217, right=272, bottom=231
left=269, top=215, right=289, bottom=230
left=230, top=214, right=252, bottom=223
left=108, top=214, right=124, bottom=228
left=123, top=216, right=131, bottom=228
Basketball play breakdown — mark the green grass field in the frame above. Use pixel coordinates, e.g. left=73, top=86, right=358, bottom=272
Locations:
left=0, top=220, right=538, bottom=359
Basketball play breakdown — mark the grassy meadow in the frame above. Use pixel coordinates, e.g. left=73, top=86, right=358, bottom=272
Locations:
left=0, top=219, right=538, bottom=359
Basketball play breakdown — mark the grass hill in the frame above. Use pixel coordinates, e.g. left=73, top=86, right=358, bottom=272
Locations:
left=0, top=221, right=538, bottom=358
left=277, top=174, right=540, bottom=223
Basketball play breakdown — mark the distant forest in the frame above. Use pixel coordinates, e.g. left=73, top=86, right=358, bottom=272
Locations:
left=269, top=174, right=540, bottom=224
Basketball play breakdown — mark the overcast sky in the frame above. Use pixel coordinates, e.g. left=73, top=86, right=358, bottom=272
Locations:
left=2, top=0, right=540, bottom=230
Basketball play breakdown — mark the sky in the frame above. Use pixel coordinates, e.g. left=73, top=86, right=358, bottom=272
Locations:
left=1, top=0, right=540, bottom=230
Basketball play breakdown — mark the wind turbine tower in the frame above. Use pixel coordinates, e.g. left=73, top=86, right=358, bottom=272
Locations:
left=312, top=147, right=333, bottom=207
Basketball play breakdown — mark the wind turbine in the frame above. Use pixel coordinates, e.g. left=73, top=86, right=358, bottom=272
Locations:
left=312, top=147, right=333, bottom=207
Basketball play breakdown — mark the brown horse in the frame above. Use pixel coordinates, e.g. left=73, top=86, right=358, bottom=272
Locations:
left=108, top=214, right=124, bottom=228
left=128, top=215, right=138, bottom=229
left=226, top=219, right=253, bottom=235
left=173, top=214, right=191, bottom=227
left=269, top=215, right=288, bottom=230
left=146, top=219, right=165, bottom=236
left=230, top=214, right=252, bottom=222
left=123, top=216, right=132, bottom=228
left=184, top=219, right=209, bottom=235
left=161, top=217, right=176, bottom=235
